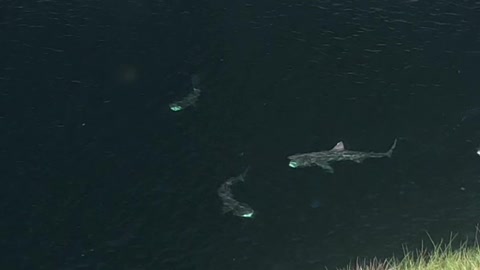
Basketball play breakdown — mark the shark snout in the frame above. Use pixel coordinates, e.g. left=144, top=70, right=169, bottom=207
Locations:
left=289, top=161, right=298, bottom=168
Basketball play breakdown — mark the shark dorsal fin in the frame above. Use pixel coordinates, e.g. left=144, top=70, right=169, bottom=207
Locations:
left=331, top=141, right=345, bottom=151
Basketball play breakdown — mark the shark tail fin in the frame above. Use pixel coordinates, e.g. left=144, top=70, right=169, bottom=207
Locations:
left=386, top=138, right=397, bottom=157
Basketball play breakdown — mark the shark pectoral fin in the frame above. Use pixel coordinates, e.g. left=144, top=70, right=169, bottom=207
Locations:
left=319, top=163, right=334, bottom=173
left=353, top=158, right=363, bottom=163
left=222, top=206, right=232, bottom=214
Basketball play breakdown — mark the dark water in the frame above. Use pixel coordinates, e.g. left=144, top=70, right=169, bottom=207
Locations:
left=2, top=0, right=480, bottom=269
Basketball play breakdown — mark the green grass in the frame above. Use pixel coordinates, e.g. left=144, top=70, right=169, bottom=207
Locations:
left=338, top=233, right=480, bottom=270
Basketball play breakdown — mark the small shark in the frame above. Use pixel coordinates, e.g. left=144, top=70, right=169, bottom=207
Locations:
left=169, top=87, right=201, bottom=112
left=218, top=167, right=254, bottom=218
left=169, top=75, right=202, bottom=112
left=288, top=139, right=397, bottom=173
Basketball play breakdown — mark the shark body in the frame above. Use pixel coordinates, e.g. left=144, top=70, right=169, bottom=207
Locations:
left=288, top=139, right=397, bottom=173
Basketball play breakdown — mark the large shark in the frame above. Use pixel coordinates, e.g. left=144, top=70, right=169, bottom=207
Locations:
left=288, top=139, right=397, bottom=173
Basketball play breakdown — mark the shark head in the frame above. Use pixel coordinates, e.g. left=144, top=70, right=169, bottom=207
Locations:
left=289, top=161, right=299, bottom=168
left=169, top=103, right=183, bottom=111
left=240, top=210, right=255, bottom=218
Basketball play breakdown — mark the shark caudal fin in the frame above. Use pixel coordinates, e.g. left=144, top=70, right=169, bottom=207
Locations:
left=386, top=139, right=397, bottom=157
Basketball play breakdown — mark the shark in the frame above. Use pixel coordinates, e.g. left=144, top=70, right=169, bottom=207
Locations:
left=217, top=167, right=254, bottom=218
left=169, top=75, right=202, bottom=112
left=288, top=139, right=397, bottom=173
left=169, top=87, right=201, bottom=112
